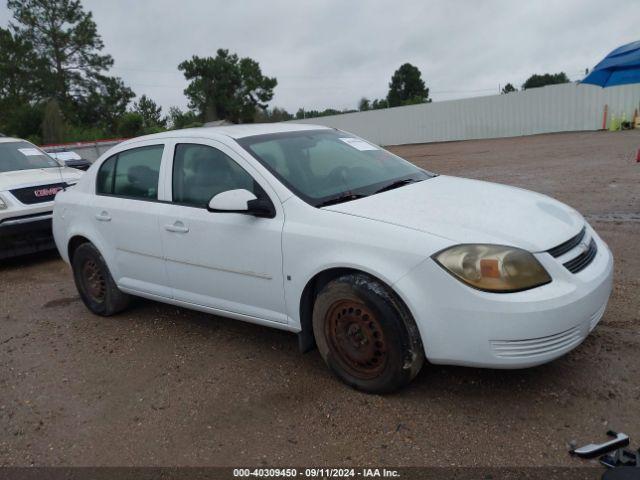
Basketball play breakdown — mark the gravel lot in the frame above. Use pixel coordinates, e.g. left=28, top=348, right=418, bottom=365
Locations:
left=1, top=130, right=639, bottom=467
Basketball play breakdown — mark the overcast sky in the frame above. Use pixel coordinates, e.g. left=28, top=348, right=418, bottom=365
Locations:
left=1, top=0, right=638, bottom=114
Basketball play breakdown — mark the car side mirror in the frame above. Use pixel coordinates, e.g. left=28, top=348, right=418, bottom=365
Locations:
left=208, top=189, right=276, bottom=218
left=208, top=189, right=257, bottom=212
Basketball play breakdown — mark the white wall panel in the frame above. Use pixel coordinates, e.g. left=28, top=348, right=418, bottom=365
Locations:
left=291, top=83, right=640, bottom=145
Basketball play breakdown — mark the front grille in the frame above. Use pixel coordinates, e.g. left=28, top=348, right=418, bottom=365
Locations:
left=563, top=238, right=597, bottom=273
left=10, top=183, right=67, bottom=204
left=547, top=226, right=586, bottom=258
left=547, top=226, right=598, bottom=274
left=490, top=325, right=583, bottom=359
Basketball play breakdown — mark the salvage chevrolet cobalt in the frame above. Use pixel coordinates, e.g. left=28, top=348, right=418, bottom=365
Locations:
left=52, top=124, right=613, bottom=393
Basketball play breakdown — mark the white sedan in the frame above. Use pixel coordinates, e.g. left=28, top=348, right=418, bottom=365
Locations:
left=52, top=124, right=613, bottom=392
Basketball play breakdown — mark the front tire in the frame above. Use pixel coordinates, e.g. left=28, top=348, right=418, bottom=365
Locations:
left=71, top=243, right=131, bottom=316
left=312, top=273, right=424, bottom=393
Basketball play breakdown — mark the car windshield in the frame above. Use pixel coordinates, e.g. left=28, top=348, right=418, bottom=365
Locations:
left=237, top=129, right=433, bottom=206
left=0, top=141, right=60, bottom=173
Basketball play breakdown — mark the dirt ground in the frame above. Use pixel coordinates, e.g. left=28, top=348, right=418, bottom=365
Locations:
left=1, top=130, right=639, bottom=468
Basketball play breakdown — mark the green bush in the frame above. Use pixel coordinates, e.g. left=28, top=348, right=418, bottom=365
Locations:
left=117, top=112, right=145, bottom=137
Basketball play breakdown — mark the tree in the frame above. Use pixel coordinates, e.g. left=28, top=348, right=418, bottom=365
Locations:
left=134, top=95, right=166, bottom=128
left=387, top=63, right=430, bottom=107
left=178, top=49, right=277, bottom=123
left=255, top=107, right=292, bottom=123
left=76, top=76, right=135, bottom=133
left=293, top=107, right=355, bottom=119
left=41, top=99, right=65, bottom=143
left=8, top=0, right=116, bottom=105
left=167, top=106, right=202, bottom=130
left=117, top=112, right=144, bottom=137
left=0, top=27, right=45, bottom=104
left=522, top=72, right=570, bottom=90
left=5, top=0, right=136, bottom=137
left=371, top=98, right=389, bottom=109
left=501, top=83, right=517, bottom=94
left=358, top=97, right=371, bottom=111
left=0, top=103, right=44, bottom=141
left=0, top=27, right=47, bottom=137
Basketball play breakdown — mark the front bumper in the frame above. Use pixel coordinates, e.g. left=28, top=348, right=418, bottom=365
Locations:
left=0, top=211, right=56, bottom=259
left=395, top=225, right=614, bottom=368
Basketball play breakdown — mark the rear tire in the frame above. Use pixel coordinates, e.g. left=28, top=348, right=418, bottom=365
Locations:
left=71, top=243, right=131, bottom=316
left=312, top=273, right=424, bottom=393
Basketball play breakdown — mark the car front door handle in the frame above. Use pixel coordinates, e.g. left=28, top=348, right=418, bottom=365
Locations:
left=164, top=221, right=189, bottom=234
left=95, top=211, right=111, bottom=222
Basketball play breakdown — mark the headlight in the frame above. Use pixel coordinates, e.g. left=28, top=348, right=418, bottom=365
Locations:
left=434, top=244, right=551, bottom=293
left=0, top=195, right=7, bottom=210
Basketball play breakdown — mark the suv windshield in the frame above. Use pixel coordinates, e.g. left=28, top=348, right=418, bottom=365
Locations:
left=238, top=129, right=433, bottom=207
left=0, top=141, right=60, bottom=173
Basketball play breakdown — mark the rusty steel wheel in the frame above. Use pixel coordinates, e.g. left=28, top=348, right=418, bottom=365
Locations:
left=81, top=259, right=106, bottom=303
left=71, top=242, right=131, bottom=316
left=312, top=273, right=425, bottom=393
left=324, top=299, right=388, bottom=379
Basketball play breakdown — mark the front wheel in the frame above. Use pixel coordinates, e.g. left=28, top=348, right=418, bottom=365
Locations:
left=312, top=273, right=425, bottom=393
left=71, top=242, right=131, bottom=316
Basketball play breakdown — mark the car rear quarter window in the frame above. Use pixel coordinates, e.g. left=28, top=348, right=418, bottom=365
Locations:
left=96, top=155, right=116, bottom=194
left=97, top=145, right=164, bottom=199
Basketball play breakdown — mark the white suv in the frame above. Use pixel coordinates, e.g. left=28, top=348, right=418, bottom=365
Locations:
left=1, top=137, right=83, bottom=259
left=52, top=124, right=612, bottom=392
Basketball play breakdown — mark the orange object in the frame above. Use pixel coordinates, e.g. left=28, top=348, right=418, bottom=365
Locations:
left=480, top=259, right=500, bottom=278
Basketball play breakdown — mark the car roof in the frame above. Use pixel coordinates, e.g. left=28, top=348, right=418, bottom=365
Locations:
left=0, top=137, right=24, bottom=144
left=118, top=123, right=332, bottom=147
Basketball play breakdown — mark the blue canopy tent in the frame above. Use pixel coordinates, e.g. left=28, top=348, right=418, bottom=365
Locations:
left=582, top=40, right=640, bottom=87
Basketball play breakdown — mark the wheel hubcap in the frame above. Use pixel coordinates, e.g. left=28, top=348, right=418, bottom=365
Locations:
left=325, top=299, right=388, bottom=379
left=82, top=259, right=106, bottom=302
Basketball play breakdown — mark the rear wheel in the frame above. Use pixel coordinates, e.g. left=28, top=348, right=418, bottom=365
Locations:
left=71, top=243, right=131, bottom=316
left=312, top=273, right=424, bottom=393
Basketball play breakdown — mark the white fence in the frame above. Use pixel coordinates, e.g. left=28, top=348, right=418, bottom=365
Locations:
left=291, top=83, right=640, bottom=146
left=42, top=139, right=123, bottom=162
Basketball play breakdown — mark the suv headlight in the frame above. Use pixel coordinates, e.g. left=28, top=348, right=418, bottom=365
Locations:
left=434, top=244, right=551, bottom=293
left=0, top=195, right=7, bottom=210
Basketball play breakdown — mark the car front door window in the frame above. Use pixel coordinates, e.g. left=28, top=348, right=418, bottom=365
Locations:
left=173, top=143, right=257, bottom=207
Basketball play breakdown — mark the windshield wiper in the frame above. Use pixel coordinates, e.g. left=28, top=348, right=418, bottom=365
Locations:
left=316, top=193, right=368, bottom=208
left=374, top=178, right=422, bottom=194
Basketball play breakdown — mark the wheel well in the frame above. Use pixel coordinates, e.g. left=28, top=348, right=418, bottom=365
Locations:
left=67, top=235, right=91, bottom=262
left=298, top=267, right=397, bottom=353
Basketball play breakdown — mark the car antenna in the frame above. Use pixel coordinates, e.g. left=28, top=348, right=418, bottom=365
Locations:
left=42, top=144, right=67, bottom=192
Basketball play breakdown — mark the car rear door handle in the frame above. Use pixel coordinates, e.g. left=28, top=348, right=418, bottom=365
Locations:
left=95, top=211, right=111, bottom=222
left=164, top=221, right=189, bottom=234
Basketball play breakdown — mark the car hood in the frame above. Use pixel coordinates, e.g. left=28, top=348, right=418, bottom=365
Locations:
left=323, top=175, right=584, bottom=252
left=0, top=167, right=83, bottom=191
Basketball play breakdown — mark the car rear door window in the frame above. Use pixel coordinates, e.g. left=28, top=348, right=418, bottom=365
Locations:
left=96, top=145, right=164, bottom=199
left=172, top=143, right=258, bottom=208
left=113, top=146, right=164, bottom=199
